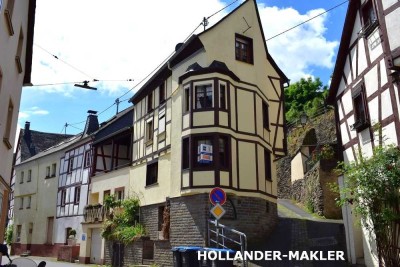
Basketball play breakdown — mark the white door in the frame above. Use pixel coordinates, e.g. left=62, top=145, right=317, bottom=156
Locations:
left=90, top=228, right=102, bottom=264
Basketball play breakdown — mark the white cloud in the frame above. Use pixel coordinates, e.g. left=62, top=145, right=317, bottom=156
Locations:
left=31, top=0, right=229, bottom=96
left=18, top=107, right=49, bottom=119
left=258, top=4, right=338, bottom=82
left=30, top=1, right=338, bottom=94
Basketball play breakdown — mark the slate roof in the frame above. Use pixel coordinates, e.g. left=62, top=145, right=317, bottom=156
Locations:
left=19, top=129, right=74, bottom=162
left=93, top=106, right=134, bottom=144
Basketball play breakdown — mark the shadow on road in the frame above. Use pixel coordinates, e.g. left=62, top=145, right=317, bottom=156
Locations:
left=248, top=200, right=349, bottom=267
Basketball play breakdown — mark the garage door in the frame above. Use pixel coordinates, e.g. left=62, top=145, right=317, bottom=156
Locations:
left=90, top=228, right=102, bottom=264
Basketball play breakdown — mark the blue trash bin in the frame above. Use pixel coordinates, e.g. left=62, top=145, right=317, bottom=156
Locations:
left=201, top=247, right=236, bottom=267
left=179, top=246, right=203, bottom=267
left=171, top=247, right=182, bottom=267
left=172, top=246, right=203, bottom=267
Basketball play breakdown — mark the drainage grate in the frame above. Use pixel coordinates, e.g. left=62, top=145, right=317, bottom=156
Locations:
left=309, top=236, right=337, bottom=247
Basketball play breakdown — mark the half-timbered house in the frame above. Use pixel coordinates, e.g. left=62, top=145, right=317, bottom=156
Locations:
left=56, top=111, right=99, bottom=250
left=79, top=107, right=133, bottom=265
left=328, top=0, right=400, bottom=265
left=12, top=134, right=79, bottom=256
left=128, top=0, right=288, bottom=258
left=12, top=112, right=98, bottom=257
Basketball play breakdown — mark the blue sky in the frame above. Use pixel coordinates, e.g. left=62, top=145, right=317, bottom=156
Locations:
left=17, top=0, right=348, bottom=138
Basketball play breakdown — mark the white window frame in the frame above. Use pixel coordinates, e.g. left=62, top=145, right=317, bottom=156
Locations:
left=193, top=81, right=213, bottom=110
left=158, top=108, right=166, bottom=134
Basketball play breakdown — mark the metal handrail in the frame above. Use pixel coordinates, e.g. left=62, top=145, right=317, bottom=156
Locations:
left=208, top=219, right=247, bottom=267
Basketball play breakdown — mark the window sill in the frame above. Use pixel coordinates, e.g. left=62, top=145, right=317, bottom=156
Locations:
left=193, top=108, right=214, bottom=112
left=145, top=139, right=153, bottom=146
left=235, top=59, right=254, bottom=65
left=359, top=20, right=379, bottom=38
left=145, top=182, right=159, bottom=188
left=3, top=138, right=12, bottom=150
left=351, top=120, right=370, bottom=132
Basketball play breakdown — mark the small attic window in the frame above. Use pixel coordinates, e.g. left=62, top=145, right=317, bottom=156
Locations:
left=360, top=0, right=378, bottom=37
left=235, top=34, right=253, bottom=64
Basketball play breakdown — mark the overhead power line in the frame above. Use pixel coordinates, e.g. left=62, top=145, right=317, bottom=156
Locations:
left=34, top=43, right=97, bottom=79
left=265, top=0, right=349, bottom=42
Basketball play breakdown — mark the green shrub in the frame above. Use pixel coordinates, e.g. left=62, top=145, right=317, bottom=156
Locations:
left=6, top=225, right=13, bottom=246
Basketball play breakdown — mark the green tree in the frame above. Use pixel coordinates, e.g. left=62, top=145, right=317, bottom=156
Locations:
left=335, top=145, right=400, bottom=266
left=284, top=77, right=328, bottom=123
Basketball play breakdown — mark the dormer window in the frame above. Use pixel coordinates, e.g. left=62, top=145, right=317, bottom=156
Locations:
left=235, top=34, right=253, bottom=64
left=360, top=0, right=378, bottom=37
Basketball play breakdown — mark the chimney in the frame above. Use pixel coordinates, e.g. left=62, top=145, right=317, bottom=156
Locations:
left=83, top=110, right=99, bottom=135
left=175, top=43, right=184, bottom=52
left=25, top=121, right=30, bottom=131
left=24, top=121, right=31, bottom=140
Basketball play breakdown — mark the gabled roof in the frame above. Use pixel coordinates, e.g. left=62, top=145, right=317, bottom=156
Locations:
left=327, top=0, right=359, bottom=104
left=19, top=129, right=74, bottom=162
left=129, top=0, right=288, bottom=104
left=196, top=0, right=288, bottom=83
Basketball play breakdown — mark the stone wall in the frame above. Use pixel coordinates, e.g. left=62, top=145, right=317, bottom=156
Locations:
left=107, top=194, right=278, bottom=266
left=154, top=240, right=172, bottom=267
left=290, top=160, right=342, bottom=219
left=277, top=156, right=292, bottom=198
left=169, top=194, right=209, bottom=247
left=141, top=202, right=162, bottom=241
left=277, top=110, right=342, bottom=219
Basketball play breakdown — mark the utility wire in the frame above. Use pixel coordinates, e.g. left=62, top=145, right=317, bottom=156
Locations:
left=61, top=0, right=244, bottom=132
left=207, top=0, right=240, bottom=19
left=115, top=0, right=238, bottom=100
left=34, top=43, right=96, bottom=79
left=32, top=79, right=134, bottom=87
left=265, top=0, right=349, bottom=42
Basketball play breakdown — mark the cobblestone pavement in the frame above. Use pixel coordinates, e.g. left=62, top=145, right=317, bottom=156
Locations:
left=249, top=199, right=354, bottom=267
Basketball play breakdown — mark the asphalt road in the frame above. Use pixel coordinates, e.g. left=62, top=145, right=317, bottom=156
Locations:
left=248, top=199, right=350, bottom=267
left=1, top=256, right=98, bottom=267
